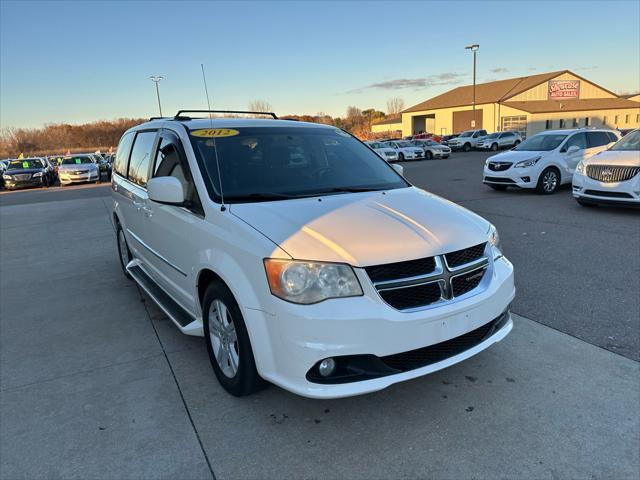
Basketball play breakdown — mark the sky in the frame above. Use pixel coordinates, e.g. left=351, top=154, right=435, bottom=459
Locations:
left=1, top=0, right=639, bottom=128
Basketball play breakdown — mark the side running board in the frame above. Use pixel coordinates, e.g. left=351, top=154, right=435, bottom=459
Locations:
left=127, top=259, right=203, bottom=336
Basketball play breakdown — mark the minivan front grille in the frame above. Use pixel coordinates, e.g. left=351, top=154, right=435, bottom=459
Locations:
left=445, top=243, right=486, bottom=269
left=586, top=165, right=640, bottom=183
left=366, top=243, right=489, bottom=311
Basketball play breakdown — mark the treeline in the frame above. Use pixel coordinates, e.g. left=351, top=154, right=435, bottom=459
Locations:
left=1, top=105, right=402, bottom=158
left=0, top=118, right=145, bottom=158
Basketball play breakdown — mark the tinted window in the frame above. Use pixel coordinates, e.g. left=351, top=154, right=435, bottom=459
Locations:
left=128, top=131, right=156, bottom=187
left=564, top=133, right=587, bottom=150
left=61, top=156, right=93, bottom=165
left=606, top=132, right=618, bottom=143
left=114, top=132, right=134, bottom=177
left=587, top=132, right=613, bottom=148
left=154, top=133, right=202, bottom=214
left=189, top=126, right=408, bottom=203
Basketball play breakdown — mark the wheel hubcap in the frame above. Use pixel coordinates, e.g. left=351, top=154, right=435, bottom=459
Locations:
left=208, top=299, right=239, bottom=378
left=118, top=230, right=129, bottom=268
left=543, top=172, right=557, bottom=192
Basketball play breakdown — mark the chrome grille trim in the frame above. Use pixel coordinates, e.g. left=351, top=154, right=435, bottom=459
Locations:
left=586, top=165, right=640, bottom=183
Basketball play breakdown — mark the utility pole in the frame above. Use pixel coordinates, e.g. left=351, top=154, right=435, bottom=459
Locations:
left=465, top=45, right=479, bottom=128
left=150, top=75, right=164, bottom=116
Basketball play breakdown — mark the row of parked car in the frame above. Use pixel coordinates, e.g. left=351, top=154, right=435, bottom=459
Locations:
left=482, top=127, right=639, bottom=207
left=0, top=153, right=113, bottom=190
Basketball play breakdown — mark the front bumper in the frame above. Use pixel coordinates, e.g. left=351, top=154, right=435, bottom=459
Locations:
left=432, top=149, right=451, bottom=157
left=59, top=171, right=99, bottom=184
left=244, top=255, right=515, bottom=398
left=572, top=172, right=640, bottom=205
left=483, top=166, right=537, bottom=189
left=3, top=177, right=46, bottom=189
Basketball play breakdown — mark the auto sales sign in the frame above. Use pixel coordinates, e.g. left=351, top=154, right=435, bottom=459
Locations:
left=548, top=80, right=580, bottom=99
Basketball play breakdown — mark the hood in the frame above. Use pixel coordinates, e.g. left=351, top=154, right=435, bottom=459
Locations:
left=58, top=164, right=96, bottom=171
left=487, top=150, right=542, bottom=163
left=230, top=187, right=490, bottom=266
left=583, top=149, right=640, bottom=167
left=5, top=168, right=44, bottom=175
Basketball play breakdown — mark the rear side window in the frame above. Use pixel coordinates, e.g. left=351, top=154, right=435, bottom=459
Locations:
left=113, top=132, right=134, bottom=177
left=127, top=131, right=157, bottom=187
left=587, top=131, right=613, bottom=148
left=564, top=133, right=587, bottom=150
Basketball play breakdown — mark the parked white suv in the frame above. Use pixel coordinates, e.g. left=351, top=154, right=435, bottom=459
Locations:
left=572, top=129, right=640, bottom=206
left=112, top=111, right=515, bottom=398
left=477, top=131, right=522, bottom=151
left=483, top=128, right=621, bottom=194
left=384, top=140, right=425, bottom=161
left=447, top=129, right=487, bottom=151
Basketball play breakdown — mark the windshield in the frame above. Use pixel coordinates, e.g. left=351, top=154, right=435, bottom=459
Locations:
left=396, top=141, right=412, bottom=148
left=485, top=133, right=500, bottom=139
left=368, top=142, right=385, bottom=149
left=189, top=126, right=408, bottom=202
left=515, top=134, right=567, bottom=151
left=610, top=130, right=640, bottom=151
left=8, top=159, right=43, bottom=169
left=459, top=131, right=473, bottom=138
left=61, top=156, right=94, bottom=165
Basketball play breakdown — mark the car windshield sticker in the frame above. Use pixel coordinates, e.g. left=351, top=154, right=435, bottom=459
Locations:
left=22, top=161, right=29, bottom=168
left=191, top=129, right=240, bottom=138
left=75, top=158, right=82, bottom=164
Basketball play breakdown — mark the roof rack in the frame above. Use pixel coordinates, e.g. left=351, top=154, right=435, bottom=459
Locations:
left=173, top=110, right=278, bottom=120
left=149, top=116, right=169, bottom=121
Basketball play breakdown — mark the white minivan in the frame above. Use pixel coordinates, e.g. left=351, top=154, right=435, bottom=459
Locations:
left=483, top=128, right=620, bottom=194
left=112, top=111, right=515, bottom=398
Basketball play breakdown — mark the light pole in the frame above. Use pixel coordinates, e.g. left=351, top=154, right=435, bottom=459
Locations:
left=465, top=44, right=479, bottom=128
left=149, top=75, right=164, bottom=116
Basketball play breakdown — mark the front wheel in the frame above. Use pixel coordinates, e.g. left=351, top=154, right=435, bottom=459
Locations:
left=203, top=282, right=264, bottom=397
left=425, top=150, right=433, bottom=160
left=463, top=143, right=471, bottom=152
left=514, top=140, right=521, bottom=146
left=398, top=152, right=404, bottom=162
left=536, top=167, right=560, bottom=195
left=491, top=143, right=499, bottom=151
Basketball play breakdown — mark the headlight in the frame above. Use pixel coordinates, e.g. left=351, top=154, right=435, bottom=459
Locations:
left=32, top=172, right=43, bottom=177
left=2, top=174, right=11, bottom=180
left=576, top=160, right=585, bottom=174
left=264, top=259, right=363, bottom=304
left=488, top=224, right=502, bottom=258
left=514, top=156, right=541, bottom=168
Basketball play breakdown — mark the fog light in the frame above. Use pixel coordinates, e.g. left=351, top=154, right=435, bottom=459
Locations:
left=521, top=177, right=530, bottom=182
left=318, top=358, right=336, bottom=377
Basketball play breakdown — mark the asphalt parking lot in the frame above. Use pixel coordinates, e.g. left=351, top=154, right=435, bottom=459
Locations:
left=1, top=154, right=638, bottom=479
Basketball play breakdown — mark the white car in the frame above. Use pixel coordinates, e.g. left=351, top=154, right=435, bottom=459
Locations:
left=477, top=131, right=522, bottom=151
left=447, top=129, right=488, bottom=151
left=365, top=141, right=399, bottom=162
left=572, top=129, right=640, bottom=206
left=112, top=112, right=514, bottom=399
left=384, top=140, right=425, bottom=161
left=411, top=139, right=451, bottom=159
left=483, top=128, right=621, bottom=194
left=58, top=154, right=101, bottom=185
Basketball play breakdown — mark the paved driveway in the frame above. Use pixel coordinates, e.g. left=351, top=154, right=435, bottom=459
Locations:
left=0, top=169, right=638, bottom=479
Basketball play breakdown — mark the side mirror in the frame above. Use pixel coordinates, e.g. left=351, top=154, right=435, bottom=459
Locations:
left=148, top=177, right=185, bottom=205
left=391, top=163, right=404, bottom=176
left=566, top=145, right=581, bottom=154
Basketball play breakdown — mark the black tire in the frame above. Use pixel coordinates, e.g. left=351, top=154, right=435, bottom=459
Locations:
left=491, top=143, right=499, bottom=151
left=463, top=143, right=471, bottom=152
left=489, top=184, right=508, bottom=191
left=536, top=167, right=560, bottom=195
left=116, top=222, right=132, bottom=280
left=398, top=152, right=404, bottom=162
left=425, top=150, right=433, bottom=160
left=203, top=281, right=264, bottom=397
left=577, top=199, right=597, bottom=207
left=514, top=140, right=521, bottom=146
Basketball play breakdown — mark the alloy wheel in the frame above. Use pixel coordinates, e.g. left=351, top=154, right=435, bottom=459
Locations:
left=542, top=170, right=558, bottom=193
left=208, top=299, right=240, bottom=378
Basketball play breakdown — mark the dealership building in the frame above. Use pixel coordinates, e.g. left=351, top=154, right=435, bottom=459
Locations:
left=371, top=70, right=640, bottom=138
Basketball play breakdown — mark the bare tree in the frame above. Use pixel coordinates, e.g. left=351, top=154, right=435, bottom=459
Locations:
left=247, top=100, right=273, bottom=116
left=386, top=97, right=405, bottom=117
left=346, top=105, right=362, bottom=120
